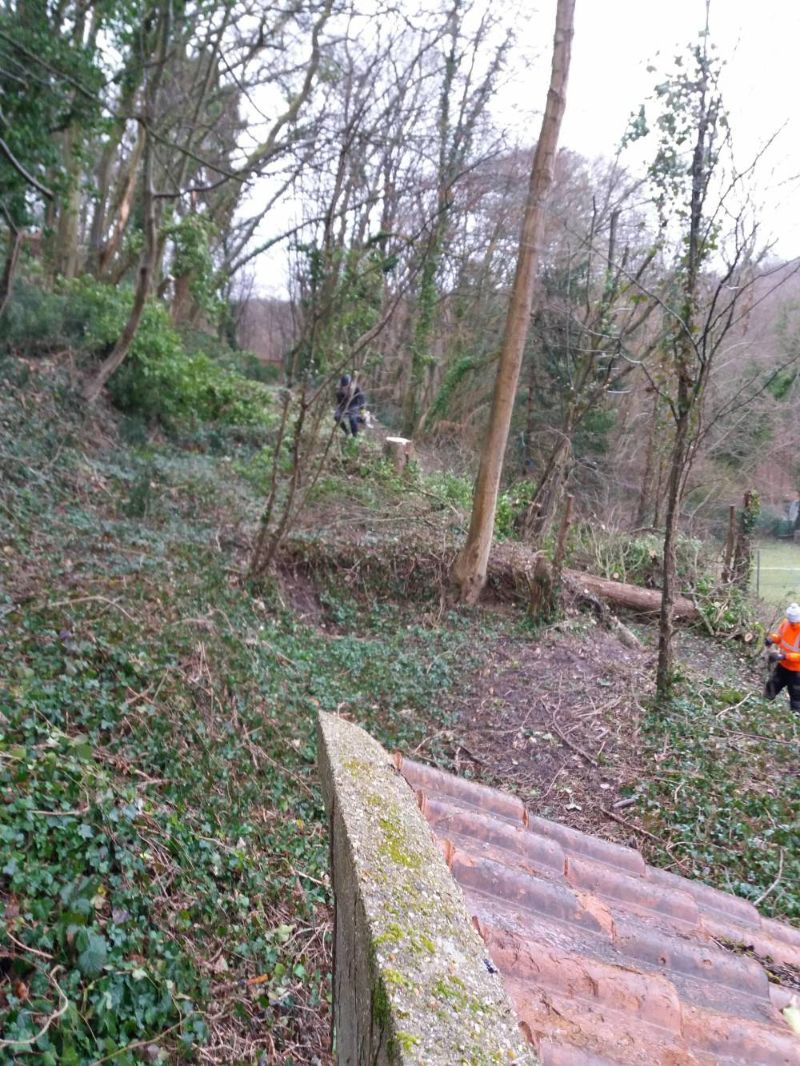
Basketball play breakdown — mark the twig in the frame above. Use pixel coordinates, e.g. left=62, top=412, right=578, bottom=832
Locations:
left=88, top=1019, right=186, bottom=1065
left=539, top=763, right=567, bottom=802
left=600, top=811, right=689, bottom=871
left=211, top=972, right=273, bottom=997
left=47, top=595, right=141, bottom=624
left=713, top=692, right=753, bottom=719
left=287, top=863, right=328, bottom=889
left=551, top=717, right=599, bottom=767
left=754, top=848, right=784, bottom=907
left=600, top=806, right=663, bottom=845
left=714, top=726, right=796, bottom=747
left=4, top=930, right=54, bottom=960
left=0, top=967, right=68, bottom=1050
left=455, top=744, right=484, bottom=766
left=410, top=728, right=451, bottom=756
left=30, top=805, right=89, bottom=818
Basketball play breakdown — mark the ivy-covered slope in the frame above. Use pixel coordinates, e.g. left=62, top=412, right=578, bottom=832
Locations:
left=0, top=358, right=483, bottom=1064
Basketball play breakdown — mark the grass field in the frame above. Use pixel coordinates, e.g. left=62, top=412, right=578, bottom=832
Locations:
left=754, top=538, right=800, bottom=608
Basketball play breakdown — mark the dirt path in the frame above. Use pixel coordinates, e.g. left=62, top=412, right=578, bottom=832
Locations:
left=429, top=617, right=765, bottom=850
left=414, top=619, right=654, bottom=845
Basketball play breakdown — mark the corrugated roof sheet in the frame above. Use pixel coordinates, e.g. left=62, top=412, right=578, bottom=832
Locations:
left=394, top=755, right=800, bottom=1066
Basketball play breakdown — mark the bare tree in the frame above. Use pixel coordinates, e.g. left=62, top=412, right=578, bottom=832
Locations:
left=453, top=0, right=575, bottom=604
left=520, top=163, right=659, bottom=543
left=625, top=18, right=798, bottom=698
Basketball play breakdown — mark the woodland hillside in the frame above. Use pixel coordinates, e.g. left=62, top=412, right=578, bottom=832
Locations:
left=1, top=353, right=798, bottom=1063
left=1, top=0, right=800, bottom=1062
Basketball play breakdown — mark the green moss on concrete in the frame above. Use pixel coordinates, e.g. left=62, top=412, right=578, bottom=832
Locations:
left=432, top=974, right=491, bottom=1017
left=318, top=712, right=536, bottom=1065
left=372, top=974, right=391, bottom=1030
left=395, top=1031, right=420, bottom=1052
left=383, top=967, right=414, bottom=991
left=375, top=923, right=436, bottom=958
left=378, top=808, right=423, bottom=869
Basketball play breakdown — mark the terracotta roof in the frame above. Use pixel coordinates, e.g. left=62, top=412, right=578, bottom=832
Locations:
left=394, top=755, right=800, bottom=1066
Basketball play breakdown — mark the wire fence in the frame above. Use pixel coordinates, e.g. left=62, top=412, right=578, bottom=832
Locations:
left=754, top=544, right=800, bottom=606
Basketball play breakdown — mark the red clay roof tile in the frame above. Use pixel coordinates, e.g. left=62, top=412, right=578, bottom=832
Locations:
left=397, top=755, right=800, bottom=1066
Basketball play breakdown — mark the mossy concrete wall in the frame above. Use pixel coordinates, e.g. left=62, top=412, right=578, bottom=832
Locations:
left=317, top=712, right=536, bottom=1065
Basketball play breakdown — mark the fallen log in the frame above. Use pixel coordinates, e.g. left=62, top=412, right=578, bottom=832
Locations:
left=563, top=569, right=698, bottom=621
left=279, top=536, right=700, bottom=624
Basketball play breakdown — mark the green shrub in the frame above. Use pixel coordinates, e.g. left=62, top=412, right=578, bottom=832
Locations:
left=0, top=281, right=70, bottom=354
left=422, top=470, right=472, bottom=510
left=179, top=328, right=283, bottom=384
left=494, top=479, right=537, bottom=539
left=571, top=524, right=711, bottom=589
left=2, top=277, right=278, bottom=429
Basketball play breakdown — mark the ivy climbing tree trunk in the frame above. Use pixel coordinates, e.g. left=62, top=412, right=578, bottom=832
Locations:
left=82, top=0, right=169, bottom=404
left=453, top=0, right=575, bottom=603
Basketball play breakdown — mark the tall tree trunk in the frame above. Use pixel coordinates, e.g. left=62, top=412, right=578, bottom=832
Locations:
left=655, top=31, right=711, bottom=702
left=453, top=0, right=575, bottom=603
left=88, top=78, right=141, bottom=276
left=54, top=127, right=81, bottom=278
left=523, top=431, right=573, bottom=544
left=634, top=390, right=660, bottom=528
left=655, top=392, right=690, bottom=697
left=402, top=9, right=457, bottom=439
left=0, top=227, right=24, bottom=319
left=83, top=126, right=156, bottom=403
left=171, top=272, right=192, bottom=324
left=98, top=128, right=145, bottom=278
left=82, top=0, right=171, bottom=402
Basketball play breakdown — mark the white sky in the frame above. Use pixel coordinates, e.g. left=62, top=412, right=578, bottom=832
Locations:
left=507, top=0, right=800, bottom=257
left=248, top=0, right=800, bottom=295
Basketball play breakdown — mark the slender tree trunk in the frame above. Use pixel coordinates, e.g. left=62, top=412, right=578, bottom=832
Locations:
left=732, top=491, right=758, bottom=590
left=655, top=394, right=690, bottom=697
left=402, top=11, right=457, bottom=439
left=54, top=127, right=81, bottom=278
left=453, top=0, right=575, bottom=603
left=83, top=127, right=156, bottom=403
left=655, top=33, right=711, bottom=701
left=721, top=504, right=736, bottom=583
left=634, top=391, right=660, bottom=528
left=523, top=413, right=574, bottom=545
left=0, top=228, right=24, bottom=319
left=171, top=273, right=192, bottom=324
left=98, top=128, right=145, bottom=278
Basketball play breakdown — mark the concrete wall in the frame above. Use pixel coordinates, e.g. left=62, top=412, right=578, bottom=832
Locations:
left=317, top=712, right=536, bottom=1065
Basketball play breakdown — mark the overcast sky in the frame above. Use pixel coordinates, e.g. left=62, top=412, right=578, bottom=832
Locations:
left=249, top=1, right=800, bottom=295
left=507, top=0, right=800, bottom=257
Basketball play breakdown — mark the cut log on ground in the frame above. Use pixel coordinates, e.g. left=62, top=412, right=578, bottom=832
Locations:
left=564, top=570, right=698, bottom=621
left=384, top=436, right=415, bottom=473
left=279, top=536, right=699, bottom=626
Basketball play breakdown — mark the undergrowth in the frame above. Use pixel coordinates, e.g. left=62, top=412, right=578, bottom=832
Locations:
left=2, top=350, right=797, bottom=1065
left=641, top=675, right=800, bottom=921
left=0, top=358, right=486, bottom=1063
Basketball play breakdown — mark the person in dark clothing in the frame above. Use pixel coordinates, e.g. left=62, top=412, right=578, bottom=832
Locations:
left=334, top=374, right=365, bottom=436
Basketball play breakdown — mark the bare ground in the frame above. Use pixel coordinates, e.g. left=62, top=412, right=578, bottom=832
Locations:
left=408, top=615, right=766, bottom=858
left=408, top=618, right=655, bottom=848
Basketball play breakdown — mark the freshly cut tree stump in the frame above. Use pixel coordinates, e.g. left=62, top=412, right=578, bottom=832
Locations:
left=384, top=436, right=415, bottom=473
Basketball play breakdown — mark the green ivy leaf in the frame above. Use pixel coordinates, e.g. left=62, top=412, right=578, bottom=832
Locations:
left=77, top=929, right=108, bottom=976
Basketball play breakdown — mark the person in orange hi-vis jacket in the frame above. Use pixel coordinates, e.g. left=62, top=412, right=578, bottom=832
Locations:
left=765, top=602, right=800, bottom=710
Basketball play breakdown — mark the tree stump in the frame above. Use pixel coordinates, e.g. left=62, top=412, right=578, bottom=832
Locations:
left=384, top=436, right=415, bottom=473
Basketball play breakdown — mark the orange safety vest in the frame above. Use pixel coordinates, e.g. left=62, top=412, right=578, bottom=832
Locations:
left=768, top=619, right=800, bottom=670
